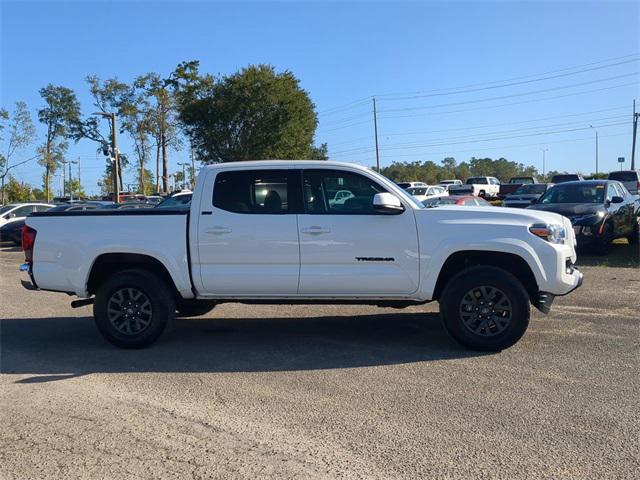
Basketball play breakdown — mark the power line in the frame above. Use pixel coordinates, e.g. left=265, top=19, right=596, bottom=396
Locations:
left=330, top=121, right=628, bottom=156
left=376, top=58, right=639, bottom=102
left=378, top=72, right=638, bottom=114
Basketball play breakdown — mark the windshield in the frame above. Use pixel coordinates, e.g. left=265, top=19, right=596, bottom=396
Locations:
left=422, top=197, right=458, bottom=207
left=156, top=194, right=192, bottom=208
left=514, top=184, right=547, bottom=195
left=0, top=205, right=16, bottom=215
left=539, top=184, right=605, bottom=204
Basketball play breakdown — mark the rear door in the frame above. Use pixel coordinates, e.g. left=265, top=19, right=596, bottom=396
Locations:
left=196, top=168, right=301, bottom=296
left=297, top=168, right=419, bottom=296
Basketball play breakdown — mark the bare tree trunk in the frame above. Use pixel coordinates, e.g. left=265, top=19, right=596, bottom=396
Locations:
left=155, top=142, right=161, bottom=194
left=161, top=130, right=169, bottom=193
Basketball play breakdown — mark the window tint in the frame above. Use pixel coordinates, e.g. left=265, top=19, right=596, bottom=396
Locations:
left=213, top=170, right=290, bottom=214
left=407, top=187, right=426, bottom=195
left=11, top=205, right=34, bottom=217
left=613, top=183, right=627, bottom=197
left=608, top=171, right=639, bottom=182
left=303, top=170, right=387, bottom=214
left=33, top=205, right=52, bottom=212
left=467, top=177, right=488, bottom=185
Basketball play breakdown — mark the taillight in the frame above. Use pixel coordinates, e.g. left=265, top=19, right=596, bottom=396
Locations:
left=22, top=225, right=37, bottom=263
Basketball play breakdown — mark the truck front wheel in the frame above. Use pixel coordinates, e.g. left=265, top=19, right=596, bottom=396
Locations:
left=439, top=266, right=530, bottom=351
left=94, top=269, right=175, bottom=349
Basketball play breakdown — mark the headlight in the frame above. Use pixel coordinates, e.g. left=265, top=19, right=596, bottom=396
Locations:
left=529, top=223, right=566, bottom=244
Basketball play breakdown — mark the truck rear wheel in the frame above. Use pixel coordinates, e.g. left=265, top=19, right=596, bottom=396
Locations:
left=439, top=266, right=530, bottom=351
left=94, top=269, right=175, bottom=349
left=176, top=300, right=217, bottom=317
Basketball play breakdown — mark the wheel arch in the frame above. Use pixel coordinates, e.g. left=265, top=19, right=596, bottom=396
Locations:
left=87, top=253, right=182, bottom=299
left=432, top=250, right=539, bottom=301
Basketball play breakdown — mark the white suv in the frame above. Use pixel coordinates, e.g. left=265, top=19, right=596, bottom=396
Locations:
left=0, top=203, right=54, bottom=227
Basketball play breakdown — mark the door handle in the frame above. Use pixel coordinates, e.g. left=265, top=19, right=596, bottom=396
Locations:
left=206, top=226, right=232, bottom=235
left=301, top=226, right=331, bottom=234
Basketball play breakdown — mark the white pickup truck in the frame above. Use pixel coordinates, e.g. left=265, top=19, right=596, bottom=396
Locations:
left=20, top=161, right=583, bottom=351
left=449, top=176, right=501, bottom=198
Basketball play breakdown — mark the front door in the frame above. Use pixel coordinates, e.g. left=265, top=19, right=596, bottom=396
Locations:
left=197, top=168, right=300, bottom=296
left=297, top=168, right=420, bottom=296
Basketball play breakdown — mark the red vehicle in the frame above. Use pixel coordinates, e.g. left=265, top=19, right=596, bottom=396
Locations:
left=421, top=195, right=491, bottom=207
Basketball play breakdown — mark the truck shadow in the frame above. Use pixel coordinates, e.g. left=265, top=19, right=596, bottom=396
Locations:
left=1, top=313, right=487, bottom=381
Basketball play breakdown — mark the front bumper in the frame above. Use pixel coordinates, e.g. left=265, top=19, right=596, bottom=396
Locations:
left=571, top=221, right=606, bottom=247
left=533, top=265, right=583, bottom=314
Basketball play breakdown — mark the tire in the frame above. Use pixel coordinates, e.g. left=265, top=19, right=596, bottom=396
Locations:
left=94, top=269, right=176, bottom=349
left=176, top=300, right=216, bottom=318
left=594, top=222, right=612, bottom=255
left=478, top=190, right=486, bottom=198
left=627, top=220, right=639, bottom=245
left=439, top=266, right=530, bottom=351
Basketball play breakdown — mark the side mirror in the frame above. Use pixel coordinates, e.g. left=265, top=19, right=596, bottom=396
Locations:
left=373, top=192, right=404, bottom=214
left=611, top=196, right=624, bottom=204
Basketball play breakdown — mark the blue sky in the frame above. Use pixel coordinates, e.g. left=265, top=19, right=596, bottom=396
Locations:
left=1, top=0, right=638, bottom=195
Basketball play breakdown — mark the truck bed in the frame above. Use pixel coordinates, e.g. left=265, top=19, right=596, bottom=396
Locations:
left=26, top=209, right=192, bottom=297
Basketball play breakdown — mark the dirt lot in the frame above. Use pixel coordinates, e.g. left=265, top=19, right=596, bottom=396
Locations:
left=1, top=242, right=638, bottom=479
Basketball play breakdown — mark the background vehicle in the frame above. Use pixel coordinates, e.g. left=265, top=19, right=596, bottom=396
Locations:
left=156, top=191, right=193, bottom=209
left=498, top=176, right=539, bottom=199
left=551, top=173, right=584, bottom=184
left=98, top=202, right=156, bottom=210
left=448, top=176, right=501, bottom=198
left=145, top=195, right=164, bottom=204
left=406, top=185, right=448, bottom=202
left=422, top=195, right=491, bottom=208
left=0, top=203, right=54, bottom=227
left=396, top=181, right=428, bottom=190
left=438, top=179, right=462, bottom=191
left=607, top=170, right=640, bottom=195
left=22, top=161, right=582, bottom=352
left=527, top=180, right=639, bottom=254
left=503, top=184, right=551, bottom=208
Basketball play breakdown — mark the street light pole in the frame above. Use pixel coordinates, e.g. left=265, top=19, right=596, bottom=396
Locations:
left=177, top=162, right=188, bottom=190
left=540, top=148, right=548, bottom=178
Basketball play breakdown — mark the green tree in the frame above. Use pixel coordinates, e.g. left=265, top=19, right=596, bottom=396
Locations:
left=0, top=102, right=37, bottom=204
left=179, top=64, right=323, bottom=163
left=4, top=175, right=33, bottom=202
left=64, top=178, right=86, bottom=198
left=37, top=85, right=81, bottom=201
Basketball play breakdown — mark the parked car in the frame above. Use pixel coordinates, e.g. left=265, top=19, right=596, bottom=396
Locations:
left=21, top=160, right=583, bottom=352
left=449, top=177, right=501, bottom=198
left=98, top=202, right=156, bottom=210
left=145, top=195, right=164, bottom=204
left=503, top=184, right=552, bottom=208
left=422, top=195, right=490, bottom=208
left=396, top=181, right=428, bottom=190
left=47, top=203, right=100, bottom=213
left=406, top=185, right=449, bottom=202
left=156, top=191, right=193, bottom=209
left=551, top=173, right=584, bottom=184
left=438, top=179, right=463, bottom=191
left=0, top=218, right=25, bottom=244
left=0, top=203, right=54, bottom=227
left=498, top=176, right=539, bottom=199
left=527, top=180, right=639, bottom=254
left=608, top=170, right=640, bottom=195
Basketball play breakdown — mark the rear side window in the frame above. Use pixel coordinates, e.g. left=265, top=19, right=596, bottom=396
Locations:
left=608, top=171, right=639, bottom=182
left=213, top=170, right=290, bottom=214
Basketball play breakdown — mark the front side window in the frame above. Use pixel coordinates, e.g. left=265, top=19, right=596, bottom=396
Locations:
left=213, top=170, right=290, bottom=214
left=303, top=170, right=387, bottom=214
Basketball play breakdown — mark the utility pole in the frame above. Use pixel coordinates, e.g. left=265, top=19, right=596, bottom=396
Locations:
left=68, top=160, right=77, bottom=200
left=190, top=142, right=196, bottom=189
left=177, top=162, right=188, bottom=190
left=540, top=148, right=548, bottom=178
left=590, top=125, right=598, bottom=176
left=92, top=112, right=120, bottom=202
left=61, top=160, right=67, bottom=198
left=77, top=156, right=81, bottom=191
left=372, top=97, right=380, bottom=172
left=632, top=99, right=638, bottom=170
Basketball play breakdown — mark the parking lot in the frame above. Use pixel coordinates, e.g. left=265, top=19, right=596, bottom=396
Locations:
left=0, top=242, right=638, bottom=479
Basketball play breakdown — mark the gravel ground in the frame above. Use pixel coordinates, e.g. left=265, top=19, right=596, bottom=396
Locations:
left=1, top=242, right=638, bottom=479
